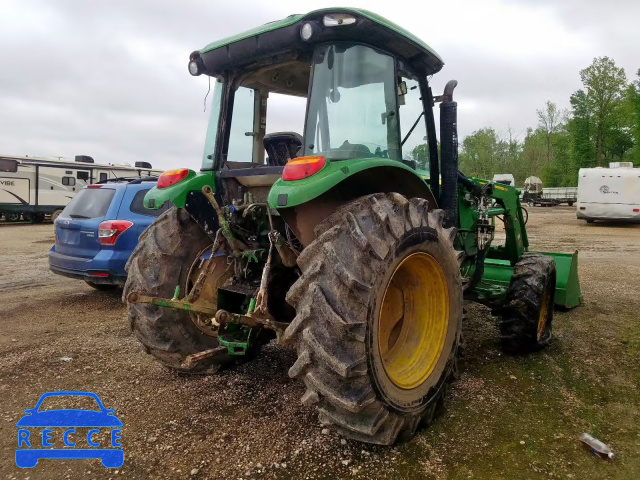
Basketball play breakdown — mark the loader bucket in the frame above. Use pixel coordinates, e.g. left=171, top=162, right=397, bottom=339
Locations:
left=537, top=250, right=582, bottom=309
left=481, top=251, right=582, bottom=309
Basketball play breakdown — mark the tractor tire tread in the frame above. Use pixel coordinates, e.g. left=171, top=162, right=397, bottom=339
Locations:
left=498, top=253, right=556, bottom=353
left=123, top=208, right=232, bottom=374
left=284, top=193, right=461, bottom=445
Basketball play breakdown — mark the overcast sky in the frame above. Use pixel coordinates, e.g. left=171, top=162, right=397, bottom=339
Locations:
left=1, top=0, right=638, bottom=171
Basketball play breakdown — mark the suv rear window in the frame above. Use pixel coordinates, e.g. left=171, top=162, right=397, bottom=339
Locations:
left=62, top=188, right=116, bottom=219
left=130, top=189, right=172, bottom=217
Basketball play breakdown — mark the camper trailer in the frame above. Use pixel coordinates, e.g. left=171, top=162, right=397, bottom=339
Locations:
left=492, top=173, right=515, bottom=186
left=577, top=162, right=640, bottom=223
left=0, top=155, right=164, bottom=222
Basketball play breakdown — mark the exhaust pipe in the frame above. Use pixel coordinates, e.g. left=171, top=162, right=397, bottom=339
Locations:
left=438, top=80, right=458, bottom=228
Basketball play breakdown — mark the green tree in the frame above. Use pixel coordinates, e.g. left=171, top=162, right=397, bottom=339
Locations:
left=625, top=69, right=640, bottom=163
left=567, top=89, right=595, bottom=171
left=579, top=56, right=627, bottom=166
left=537, top=100, right=564, bottom=165
left=458, top=128, right=510, bottom=180
left=521, top=127, right=547, bottom=182
left=411, top=143, right=430, bottom=170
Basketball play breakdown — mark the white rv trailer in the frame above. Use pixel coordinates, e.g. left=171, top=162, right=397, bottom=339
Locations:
left=577, top=162, right=640, bottom=223
left=0, top=155, right=164, bottom=222
left=492, top=173, right=515, bottom=186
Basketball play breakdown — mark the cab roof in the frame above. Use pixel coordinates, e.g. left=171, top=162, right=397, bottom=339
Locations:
left=194, top=8, right=444, bottom=77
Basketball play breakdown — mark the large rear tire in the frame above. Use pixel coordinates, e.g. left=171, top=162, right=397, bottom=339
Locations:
left=284, top=193, right=463, bottom=445
left=498, top=253, right=556, bottom=353
left=123, top=208, right=233, bottom=373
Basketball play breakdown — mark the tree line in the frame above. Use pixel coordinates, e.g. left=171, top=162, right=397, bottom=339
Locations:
left=412, top=57, right=640, bottom=187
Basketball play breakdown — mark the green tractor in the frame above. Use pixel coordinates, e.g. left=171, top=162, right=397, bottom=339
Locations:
left=124, top=8, right=582, bottom=445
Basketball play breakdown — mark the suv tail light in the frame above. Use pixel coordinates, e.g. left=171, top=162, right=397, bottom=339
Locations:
left=98, top=220, right=133, bottom=245
left=282, top=156, right=326, bottom=181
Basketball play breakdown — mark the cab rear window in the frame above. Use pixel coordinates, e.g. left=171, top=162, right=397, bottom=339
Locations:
left=62, top=188, right=116, bottom=219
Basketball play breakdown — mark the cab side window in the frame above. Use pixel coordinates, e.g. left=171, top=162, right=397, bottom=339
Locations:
left=398, top=77, right=429, bottom=169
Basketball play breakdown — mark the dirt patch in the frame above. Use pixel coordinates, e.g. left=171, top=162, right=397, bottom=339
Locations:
left=1, top=209, right=640, bottom=479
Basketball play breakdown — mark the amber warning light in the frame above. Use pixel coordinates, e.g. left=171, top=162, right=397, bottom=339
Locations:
left=282, top=156, right=326, bottom=181
left=157, top=169, right=189, bottom=189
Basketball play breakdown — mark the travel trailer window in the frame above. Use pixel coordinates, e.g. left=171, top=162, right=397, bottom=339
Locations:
left=99, top=173, right=108, bottom=182
left=77, top=171, right=89, bottom=181
left=0, top=159, right=18, bottom=172
left=62, top=176, right=76, bottom=186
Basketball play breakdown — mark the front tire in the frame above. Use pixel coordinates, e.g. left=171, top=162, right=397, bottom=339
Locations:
left=499, top=253, right=556, bottom=353
left=123, top=208, right=233, bottom=373
left=284, top=193, right=463, bottom=445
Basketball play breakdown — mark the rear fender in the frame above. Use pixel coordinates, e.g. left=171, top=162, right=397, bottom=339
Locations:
left=143, top=170, right=219, bottom=240
left=143, top=171, right=215, bottom=209
left=268, top=160, right=437, bottom=246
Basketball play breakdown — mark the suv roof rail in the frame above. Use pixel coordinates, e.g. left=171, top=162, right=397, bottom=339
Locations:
left=95, top=176, right=159, bottom=185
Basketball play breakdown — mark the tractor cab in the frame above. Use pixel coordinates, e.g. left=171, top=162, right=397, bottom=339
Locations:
left=189, top=9, right=444, bottom=206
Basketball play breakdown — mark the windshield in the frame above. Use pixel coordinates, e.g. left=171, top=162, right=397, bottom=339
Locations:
left=305, top=44, right=400, bottom=161
left=61, top=188, right=115, bottom=219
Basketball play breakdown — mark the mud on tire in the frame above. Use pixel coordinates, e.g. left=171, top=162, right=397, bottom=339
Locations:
left=283, top=193, right=463, bottom=445
left=498, top=253, right=556, bottom=353
left=123, top=208, right=232, bottom=373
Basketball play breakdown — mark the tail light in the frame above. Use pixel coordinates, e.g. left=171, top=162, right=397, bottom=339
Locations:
left=282, top=156, right=326, bottom=181
left=89, top=272, right=109, bottom=277
left=98, top=220, right=133, bottom=245
left=158, top=169, right=189, bottom=189
left=579, top=207, right=586, bottom=210
left=634, top=208, right=639, bottom=213
left=88, top=185, right=103, bottom=189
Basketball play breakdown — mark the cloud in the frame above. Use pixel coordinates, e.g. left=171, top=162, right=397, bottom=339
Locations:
left=0, top=0, right=637, bottom=169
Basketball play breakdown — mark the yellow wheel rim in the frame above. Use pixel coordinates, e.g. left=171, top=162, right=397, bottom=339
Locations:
left=378, top=252, right=449, bottom=390
left=537, top=283, right=553, bottom=341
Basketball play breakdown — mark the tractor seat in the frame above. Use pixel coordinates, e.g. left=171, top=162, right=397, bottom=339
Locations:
left=264, top=132, right=303, bottom=166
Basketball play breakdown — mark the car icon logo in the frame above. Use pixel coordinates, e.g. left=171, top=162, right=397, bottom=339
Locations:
left=15, top=391, right=124, bottom=468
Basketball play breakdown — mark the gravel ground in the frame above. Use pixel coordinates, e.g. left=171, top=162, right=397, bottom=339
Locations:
left=1, top=207, right=639, bottom=479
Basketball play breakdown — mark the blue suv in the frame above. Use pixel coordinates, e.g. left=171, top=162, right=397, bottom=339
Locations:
left=48, top=177, right=170, bottom=289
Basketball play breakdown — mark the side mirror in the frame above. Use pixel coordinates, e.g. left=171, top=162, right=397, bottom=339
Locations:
left=23, top=409, right=34, bottom=414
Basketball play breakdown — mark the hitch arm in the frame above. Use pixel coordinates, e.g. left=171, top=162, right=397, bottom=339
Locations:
left=127, top=291, right=218, bottom=316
